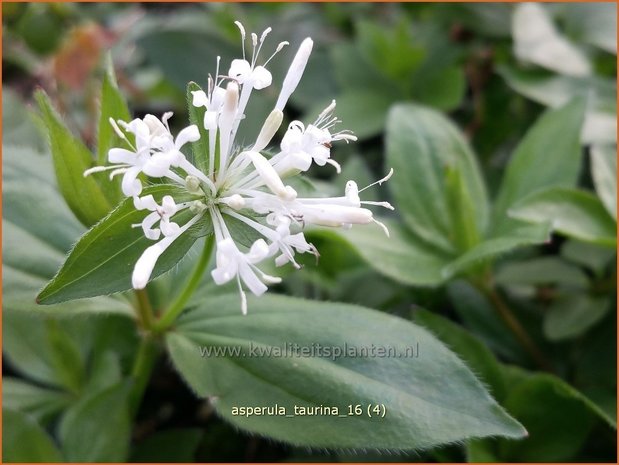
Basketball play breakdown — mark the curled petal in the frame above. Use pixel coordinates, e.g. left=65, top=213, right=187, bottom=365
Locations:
left=143, top=114, right=169, bottom=137
left=108, top=148, right=136, bottom=164
left=211, top=86, right=226, bottom=109
left=160, top=220, right=181, bottom=237
left=191, top=90, right=209, bottom=108
left=251, top=66, right=272, bottom=90
left=161, top=195, right=178, bottom=216
left=142, top=154, right=174, bottom=178
left=175, top=125, right=200, bottom=150
left=134, top=194, right=159, bottom=211
left=229, top=59, right=252, bottom=83
left=141, top=211, right=162, bottom=241
left=121, top=165, right=142, bottom=197
left=239, top=264, right=268, bottom=296
left=247, top=239, right=270, bottom=263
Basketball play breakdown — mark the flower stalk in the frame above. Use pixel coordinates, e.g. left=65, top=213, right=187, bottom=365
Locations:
left=154, top=234, right=216, bottom=332
left=134, top=288, right=155, bottom=331
left=477, top=279, right=555, bottom=373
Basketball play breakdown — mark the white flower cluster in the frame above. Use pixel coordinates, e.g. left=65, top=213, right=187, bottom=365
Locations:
left=86, top=22, right=392, bottom=313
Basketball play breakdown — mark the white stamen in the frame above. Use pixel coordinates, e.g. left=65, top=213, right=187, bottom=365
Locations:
left=84, top=165, right=117, bottom=177
left=109, top=167, right=129, bottom=180
left=235, top=22, right=246, bottom=60
left=264, top=41, right=289, bottom=66
left=219, top=81, right=239, bottom=173
left=362, top=200, right=395, bottom=210
left=359, top=168, right=394, bottom=193
left=325, top=158, right=342, bottom=174
left=373, top=218, right=390, bottom=237
left=109, top=118, right=127, bottom=140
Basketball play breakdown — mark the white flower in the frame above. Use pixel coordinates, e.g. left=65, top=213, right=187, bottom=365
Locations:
left=91, top=21, right=394, bottom=313
left=85, top=113, right=212, bottom=197
left=275, top=100, right=357, bottom=175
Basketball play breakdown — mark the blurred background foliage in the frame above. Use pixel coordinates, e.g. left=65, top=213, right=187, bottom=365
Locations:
left=2, top=2, right=617, bottom=462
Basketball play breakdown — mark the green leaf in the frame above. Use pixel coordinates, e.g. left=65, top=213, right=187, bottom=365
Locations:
left=331, top=42, right=395, bottom=93
left=96, top=54, right=131, bottom=206
left=466, top=438, right=499, bottom=462
left=412, top=66, right=466, bottom=112
left=496, top=374, right=612, bottom=461
left=564, top=2, right=617, bottom=54
left=4, top=310, right=65, bottom=386
left=495, top=256, right=589, bottom=290
left=3, top=173, right=84, bottom=253
left=544, top=294, right=611, bottom=341
left=45, top=320, right=86, bottom=394
left=3, top=378, right=72, bottom=425
left=137, top=29, right=237, bottom=92
left=186, top=81, right=211, bottom=173
left=590, top=144, right=617, bottom=219
left=387, top=103, right=489, bottom=253
left=131, top=428, right=203, bottom=462
left=509, top=187, right=617, bottom=247
left=330, top=219, right=452, bottom=287
left=561, top=240, right=615, bottom=276
left=498, top=66, right=616, bottom=144
left=3, top=408, right=63, bottom=463
left=3, top=154, right=133, bottom=316
left=37, top=185, right=210, bottom=304
left=86, top=351, right=122, bottom=393
left=3, top=144, right=55, bottom=188
left=3, top=310, right=135, bottom=389
left=2, top=90, right=47, bottom=152
left=498, top=66, right=611, bottom=109
left=447, top=281, right=524, bottom=363
left=356, top=20, right=424, bottom=84
left=450, top=4, right=513, bottom=38
left=167, top=294, right=525, bottom=450
left=468, top=368, right=617, bottom=461
left=35, top=89, right=113, bottom=227
left=492, top=98, right=586, bottom=234
left=3, top=264, right=134, bottom=316
left=326, top=41, right=400, bottom=140
left=512, top=3, right=591, bottom=77
left=59, top=382, right=131, bottom=462
left=414, top=309, right=506, bottom=401
left=441, top=223, right=551, bottom=279
left=97, top=54, right=132, bottom=164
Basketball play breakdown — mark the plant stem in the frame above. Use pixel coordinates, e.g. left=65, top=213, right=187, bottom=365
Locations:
left=134, top=288, right=155, bottom=330
left=479, top=281, right=554, bottom=372
left=128, top=288, right=159, bottom=417
left=154, top=234, right=215, bottom=332
left=128, top=335, right=159, bottom=418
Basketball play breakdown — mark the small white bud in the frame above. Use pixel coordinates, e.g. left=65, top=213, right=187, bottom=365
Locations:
left=276, top=38, right=313, bottom=111
left=185, top=175, right=201, bottom=194
left=189, top=200, right=207, bottom=214
left=252, top=109, right=283, bottom=152
left=221, top=194, right=246, bottom=210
